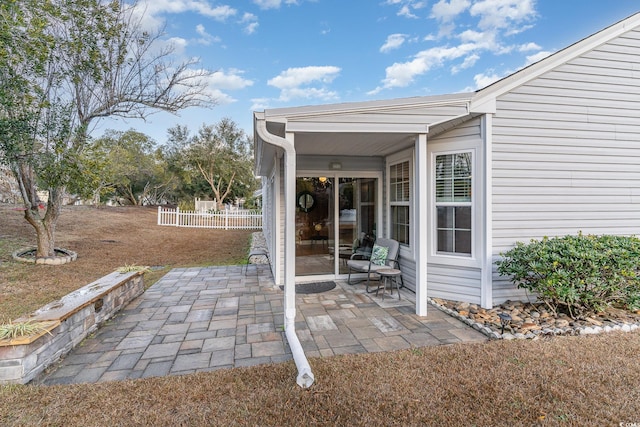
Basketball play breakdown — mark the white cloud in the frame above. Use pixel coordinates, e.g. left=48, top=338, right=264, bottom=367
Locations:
left=166, top=37, right=188, bottom=55
left=253, top=0, right=301, bottom=9
left=132, top=1, right=241, bottom=37
left=142, top=0, right=237, bottom=22
left=372, top=43, right=478, bottom=92
left=519, top=42, right=541, bottom=52
left=244, top=21, right=259, bottom=35
left=178, top=68, right=253, bottom=105
left=458, top=29, right=486, bottom=43
left=526, top=50, right=553, bottom=64
left=385, top=0, right=427, bottom=19
left=398, top=5, right=418, bottom=18
left=278, top=87, right=339, bottom=102
left=201, top=69, right=254, bottom=104
left=268, top=66, right=341, bottom=89
left=208, top=69, right=254, bottom=91
left=372, top=0, right=542, bottom=93
left=268, top=66, right=341, bottom=102
left=469, top=47, right=552, bottom=91
left=473, top=71, right=504, bottom=89
left=195, top=24, right=220, bottom=45
left=431, top=0, right=471, bottom=22
left=203, top=88, right=237, bottom=105
left=250, top=98, right=271, bottom=111
left=241, top=13, right=259, bottom=34
left=451, top=53, right=479, bottom=73
left=380, top=34, right=407, bottom=53
left=254, top=0, right=281, bottom=9
left=469, top=0, right=536, bottom=31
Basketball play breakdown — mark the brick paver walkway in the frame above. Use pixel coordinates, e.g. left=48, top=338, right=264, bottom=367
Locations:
left=37, top=264, right=486, bottom=385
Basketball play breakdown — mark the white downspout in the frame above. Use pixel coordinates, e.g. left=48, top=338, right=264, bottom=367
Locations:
left=255, top=117, right=314, bottom=388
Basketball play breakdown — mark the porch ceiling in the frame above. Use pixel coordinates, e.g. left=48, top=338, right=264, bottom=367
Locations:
left=293, top=132, right=417, bottom=157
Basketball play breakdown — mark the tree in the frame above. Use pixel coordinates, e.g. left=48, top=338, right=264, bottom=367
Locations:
left=160, top=124, right=211, bottom=203
left=165, top=118, right=257, bottom=207
left=86, top=129, right=171, bottom=206
left=0, top=0, right=216, bottom=258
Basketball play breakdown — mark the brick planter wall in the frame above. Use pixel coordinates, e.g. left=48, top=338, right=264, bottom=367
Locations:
left=0, top=271, right=145, bottom=384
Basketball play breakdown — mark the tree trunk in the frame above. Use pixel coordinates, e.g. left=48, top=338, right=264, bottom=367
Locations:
left=13, top=162, right=61, bottom=258
left=24, top=189, right=62, bottom=258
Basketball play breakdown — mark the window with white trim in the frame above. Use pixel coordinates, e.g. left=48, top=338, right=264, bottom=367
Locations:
left=389, top=160, right=410, bottom=245
left=435, top=152, right=472, bottom=255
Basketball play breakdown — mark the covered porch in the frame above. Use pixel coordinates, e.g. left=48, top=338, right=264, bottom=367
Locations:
left=254, top=94, right=485, bottom=319
left=254, top=94, right=488, bottom=386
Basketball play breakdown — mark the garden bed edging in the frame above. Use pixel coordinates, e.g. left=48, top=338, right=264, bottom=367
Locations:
left=0, top=270, right=144, bottom=384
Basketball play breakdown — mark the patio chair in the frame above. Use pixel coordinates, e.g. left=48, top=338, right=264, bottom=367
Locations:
left=353, top=232, right=375, bottom=258
left=347, top=237, right=401, bottom=293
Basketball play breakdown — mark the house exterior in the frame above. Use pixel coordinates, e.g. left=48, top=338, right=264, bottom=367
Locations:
left=253, top=12, right=640, bottom=324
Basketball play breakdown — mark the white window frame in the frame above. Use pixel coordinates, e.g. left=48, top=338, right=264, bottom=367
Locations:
left=435, top=150, right=473, bottom=257
left=429, top=147, right=479, bottom=267
left=387, top=150, right=413, bottom=248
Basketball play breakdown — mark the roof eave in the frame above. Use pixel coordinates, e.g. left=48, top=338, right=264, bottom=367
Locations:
left=470, top=11, right=640, bottom=113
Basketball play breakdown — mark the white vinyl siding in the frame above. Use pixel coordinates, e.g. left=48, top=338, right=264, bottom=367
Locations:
left=419, top=117, right=483, bottom=301
left=491, top=28, right=640, bottom=305
left=428, top=265, right=482, bottom=305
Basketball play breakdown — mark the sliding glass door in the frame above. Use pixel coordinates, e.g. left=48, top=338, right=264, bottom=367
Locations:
left=295, top=175, right=378, bottom=278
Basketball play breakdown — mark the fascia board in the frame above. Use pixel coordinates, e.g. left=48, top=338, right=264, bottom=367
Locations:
left=263, top=93, right=473, bottom=122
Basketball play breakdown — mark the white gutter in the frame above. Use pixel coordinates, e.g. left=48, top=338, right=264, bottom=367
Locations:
left=255, top=116, right=315, bottom=388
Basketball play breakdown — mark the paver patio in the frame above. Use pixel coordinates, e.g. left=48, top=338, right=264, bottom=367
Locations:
left=37, top=264, right=486, bottom=385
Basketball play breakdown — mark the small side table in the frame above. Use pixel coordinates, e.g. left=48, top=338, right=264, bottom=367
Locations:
left=376, top=268, right=402, bottom=301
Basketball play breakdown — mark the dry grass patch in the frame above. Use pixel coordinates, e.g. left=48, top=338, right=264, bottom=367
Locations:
left=0, top=205, right=252, bottom=321
left=1, top=332, right=639, bottom=426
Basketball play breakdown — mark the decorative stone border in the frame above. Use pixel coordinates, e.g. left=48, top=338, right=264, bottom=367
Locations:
left=12, top=247, right=78, bottom=265
left=0, top=270, right=144, bottom=384
left=428, top=298, right=640, bottom=340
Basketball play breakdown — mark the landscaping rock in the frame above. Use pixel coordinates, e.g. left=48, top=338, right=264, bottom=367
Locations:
left=428, top=297, right=640, bottom=341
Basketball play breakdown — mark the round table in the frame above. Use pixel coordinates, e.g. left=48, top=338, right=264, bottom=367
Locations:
left=376, top=268, right=402, bottom=300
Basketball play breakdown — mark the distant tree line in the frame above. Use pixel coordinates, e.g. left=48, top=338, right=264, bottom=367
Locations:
left=81, top=118, right=258, bottom=208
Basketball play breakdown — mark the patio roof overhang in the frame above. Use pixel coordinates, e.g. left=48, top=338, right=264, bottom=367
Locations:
left=254, top=93, right=478, bottom=176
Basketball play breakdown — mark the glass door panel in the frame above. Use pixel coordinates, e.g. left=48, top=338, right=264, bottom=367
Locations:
left=337, top=177, right=377, bottom=274
left=295, top=177, right=333, bottom=276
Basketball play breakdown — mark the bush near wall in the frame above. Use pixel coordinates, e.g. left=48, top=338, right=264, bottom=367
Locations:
left=497, top=233, right=640, bottom=319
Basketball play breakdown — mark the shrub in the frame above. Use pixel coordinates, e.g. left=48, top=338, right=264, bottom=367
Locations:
left=0, top=321, right=52, bottom=340
left=178, top=200, right=195, bottom=211
left=496, top=233, right=640, bottom=318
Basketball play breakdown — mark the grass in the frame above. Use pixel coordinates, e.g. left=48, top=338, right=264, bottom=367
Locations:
left=1, top=204, right=639, bottom=426
left=1, top=333, right=639, bottom=426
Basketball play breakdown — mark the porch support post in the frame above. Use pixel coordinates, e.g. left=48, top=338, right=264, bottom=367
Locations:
left=481, top=113, right=494, bottom=309
left=415, top=133, right=428, bottom=316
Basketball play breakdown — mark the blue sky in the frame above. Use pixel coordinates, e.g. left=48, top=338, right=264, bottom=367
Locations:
left=101, top=0, right=640, bottom=143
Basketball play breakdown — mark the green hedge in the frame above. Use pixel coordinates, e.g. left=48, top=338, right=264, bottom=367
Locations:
left=496, top=233, right=640, bottom=318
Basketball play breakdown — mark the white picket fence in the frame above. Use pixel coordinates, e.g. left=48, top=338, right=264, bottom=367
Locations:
left=157, top=207, right=262, bottom=230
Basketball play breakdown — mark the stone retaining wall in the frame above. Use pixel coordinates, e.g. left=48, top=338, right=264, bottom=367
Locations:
left=0, top=271, right=145, bottom=384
